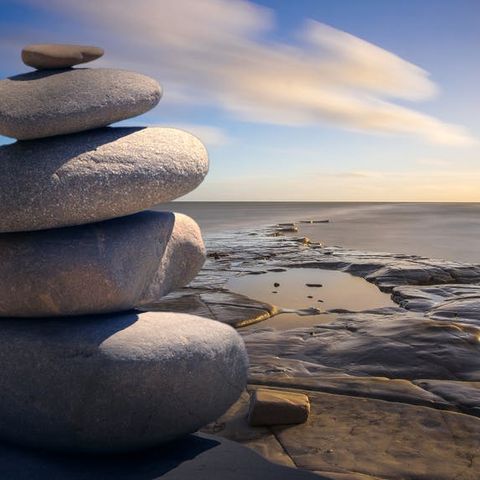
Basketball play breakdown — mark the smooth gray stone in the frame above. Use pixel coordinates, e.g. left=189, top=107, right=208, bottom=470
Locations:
left=0, top=433, right=322, bottom=480
left=0, top=312, right=248, bottom=453
left=22, top=44, right=104, bottom=69
left=0, top=211, right=205, bottom=317
left=0, top=127, right=208, bottom=232
left=0, top=68, right=161, bottom=139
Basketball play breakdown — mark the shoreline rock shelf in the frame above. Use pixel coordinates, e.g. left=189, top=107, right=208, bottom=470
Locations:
left=0, top=43, right=248, bottom=454
left=166, top=224, right=480, bottom=478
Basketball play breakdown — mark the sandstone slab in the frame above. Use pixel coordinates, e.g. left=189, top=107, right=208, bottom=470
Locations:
left=22, top=43, right=104, bottom=69
left=428, top=296, right=480, bottom=326
left=242, top=312, right=480, bottom=381
left=0, top=211, right=204, bottom=317
left=203, top=391, right=297, bottom=468
left=271, top=390, right=480, bottom=479
left=414, top=379, right=480, bottom=416
left=249, top=374, right=451, bottom=410
left=0, top=311, right=248, bottom=452
left=145, top=288, right=276, bottom=327
left=0, top=68, right=160, bottom=139
left=248, top=388, right=310, bottom=426
left=211, top=388, right=480, bottom=480
left=392, top=284, right=480, bottom=312
left=0, top=127, right=208, bottom=232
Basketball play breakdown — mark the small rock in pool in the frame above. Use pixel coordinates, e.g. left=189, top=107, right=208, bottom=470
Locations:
left=306, top=283, right=323, bottom=288
left=307, top=295, right=313, bottom=299
left=317, top=299, right=324, bottom=303
left=272, top=291, right=278, bottom=294
left=274, top=282, right=280, bottom=287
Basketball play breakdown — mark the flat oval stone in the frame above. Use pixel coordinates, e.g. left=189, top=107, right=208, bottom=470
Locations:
left=0, top=211, right=205, bottom=317
left=22, top=43, right=104, bottom=69
left=0, top=311, right=248, bottom=452
left=0, top=68, right=161, bottom=139
left=0, top=127, right=209, bottom=232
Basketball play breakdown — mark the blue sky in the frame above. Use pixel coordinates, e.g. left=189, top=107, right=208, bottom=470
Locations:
left=1, top=0, right=479, bottom=201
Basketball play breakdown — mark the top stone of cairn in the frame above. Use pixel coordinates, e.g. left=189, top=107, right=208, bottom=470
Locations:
left=22, top=43, right=104, bottom=69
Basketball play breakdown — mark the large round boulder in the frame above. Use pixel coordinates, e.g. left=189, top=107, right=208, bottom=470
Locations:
left=0, top=211, right=205, bottom=317
left=0, top=311, right=249, bottom=452
left=0, top=68, right=160, bottom=139
left=0, top=127, right=209, bottom=232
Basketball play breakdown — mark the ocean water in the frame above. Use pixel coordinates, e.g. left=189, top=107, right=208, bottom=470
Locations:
left=155, top=202, right=480, bottom=264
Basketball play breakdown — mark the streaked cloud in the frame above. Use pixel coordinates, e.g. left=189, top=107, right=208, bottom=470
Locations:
left=15, top=0, right=476, bottom=145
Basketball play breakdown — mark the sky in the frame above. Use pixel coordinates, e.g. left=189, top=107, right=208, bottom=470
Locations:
left=1, top=0, right=479, bottom=201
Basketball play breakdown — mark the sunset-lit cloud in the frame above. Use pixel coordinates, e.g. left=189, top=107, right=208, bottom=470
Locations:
left=16, top=0, right=475, bottom=146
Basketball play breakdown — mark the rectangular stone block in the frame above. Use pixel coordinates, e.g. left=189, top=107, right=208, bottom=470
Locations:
left=248, top=388, right=310, bottom=427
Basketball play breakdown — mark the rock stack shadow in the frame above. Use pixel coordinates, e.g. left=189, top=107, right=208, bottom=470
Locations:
left=0, top=43, right=249, bottom=456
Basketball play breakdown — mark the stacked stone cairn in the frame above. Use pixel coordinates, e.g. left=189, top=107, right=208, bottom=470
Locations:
left=0, top=44, right=248, bottom=453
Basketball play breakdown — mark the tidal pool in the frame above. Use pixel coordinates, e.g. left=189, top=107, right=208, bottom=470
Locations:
left=227, top=268, right=396, bottom=329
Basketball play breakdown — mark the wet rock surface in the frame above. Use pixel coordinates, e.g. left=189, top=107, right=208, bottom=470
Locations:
left=157, top=223, right=480, bottom=479
left=144, top=288, right=276, bottom=327
left=204, top=387, right=480, bottom=480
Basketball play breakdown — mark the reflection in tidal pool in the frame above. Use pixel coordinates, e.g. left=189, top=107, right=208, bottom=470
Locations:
left=227, top=268, right=396, bottom=329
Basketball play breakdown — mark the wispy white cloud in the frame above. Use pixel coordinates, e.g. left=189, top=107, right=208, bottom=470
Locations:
left=16, top=0, right=476, bottom=145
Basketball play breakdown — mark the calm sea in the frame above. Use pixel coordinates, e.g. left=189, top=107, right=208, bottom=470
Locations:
left=154, top=202, right=480, bottom=264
